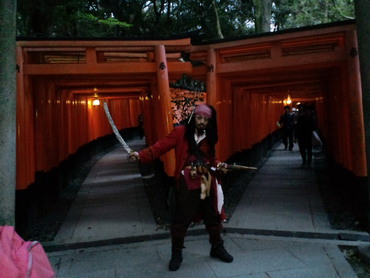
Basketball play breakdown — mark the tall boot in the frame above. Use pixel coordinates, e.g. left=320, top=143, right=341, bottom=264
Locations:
left=169, top=236, right=184, bottom=271
left=208, top=229, right=233, bottom=263
left=210, top=240, right=233, bottom=263
left=169, top=247, right=183, bottom=271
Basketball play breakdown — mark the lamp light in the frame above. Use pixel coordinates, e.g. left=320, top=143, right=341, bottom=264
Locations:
left=283, top=95, right=292, bottom=106
left=286, top=95, right=292, bottom=105
left=92, top=99, right=100, bottom=106
left=92, top=90, right=100, bottom=106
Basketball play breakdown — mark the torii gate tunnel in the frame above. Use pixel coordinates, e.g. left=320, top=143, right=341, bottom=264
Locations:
left=15, top=21, right=367, bottom=230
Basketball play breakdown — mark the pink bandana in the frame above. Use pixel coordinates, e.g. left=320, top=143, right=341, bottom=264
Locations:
left=194, top=104, right=212, bottom=118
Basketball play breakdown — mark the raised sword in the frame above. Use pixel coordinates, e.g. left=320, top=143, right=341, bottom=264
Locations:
left=103, top=101, right=133, bottom=154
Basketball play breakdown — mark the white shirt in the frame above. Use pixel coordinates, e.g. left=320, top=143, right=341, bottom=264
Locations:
left=194, top=131, right=206, bottom=144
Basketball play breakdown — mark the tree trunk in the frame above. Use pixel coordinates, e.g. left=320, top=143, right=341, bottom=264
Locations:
left=254, top=0, right=272, bottom=33
left=0, top=0, right=16, bottom=226
left=355, top=0, right=370, bottom=230
left=212, top=0, right=224, bottom=39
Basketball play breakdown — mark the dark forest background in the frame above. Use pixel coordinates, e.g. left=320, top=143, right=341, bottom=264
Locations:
left=16, top=0, right=355, bottom=40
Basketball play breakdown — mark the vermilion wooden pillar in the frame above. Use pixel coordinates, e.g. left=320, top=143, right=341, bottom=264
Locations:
left=154, top=45, right=175, bottom=176
left=141, top=89, right=156, bottom=146
left=346, top=29, right=367, bottom=176
left=216, top=78, right=233, bottom=161
left=207, top=47, right=223, bottom=160
left=207, top=48, right=217, bottom=107
left=16, top=46, right=35, bottom=190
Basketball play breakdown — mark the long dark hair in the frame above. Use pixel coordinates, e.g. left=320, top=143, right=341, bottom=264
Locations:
left=185, top=104, right=218, bottom=157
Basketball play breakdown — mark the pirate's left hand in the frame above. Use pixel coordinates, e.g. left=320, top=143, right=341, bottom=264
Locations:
left=216, top=162, right=228, bottom=175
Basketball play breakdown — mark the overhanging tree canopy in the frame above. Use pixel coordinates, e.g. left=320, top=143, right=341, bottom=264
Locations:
left=16, top=0, right=355, bottom=40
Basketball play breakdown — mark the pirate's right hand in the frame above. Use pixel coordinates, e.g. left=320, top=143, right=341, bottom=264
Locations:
left=129, top=151, right=140, bottom=162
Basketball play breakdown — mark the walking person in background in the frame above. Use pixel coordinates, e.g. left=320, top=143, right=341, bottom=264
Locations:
left=295, top=104, right=317, bottom=167
left=129, top=104, right=233, bottom=271
left=278, top=105, right=295, bottom=151
left=137, top=113, right=144, bottom=139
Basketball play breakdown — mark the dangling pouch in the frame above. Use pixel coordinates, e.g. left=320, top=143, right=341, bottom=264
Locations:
left=182, top=168, right=201, bottom=190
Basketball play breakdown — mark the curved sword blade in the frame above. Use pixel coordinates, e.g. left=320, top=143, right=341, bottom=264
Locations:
left=103, top=101, right=133, bottom=154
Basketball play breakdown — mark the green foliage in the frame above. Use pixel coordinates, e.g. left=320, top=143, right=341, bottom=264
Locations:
left=272, top=0, right=354, bottom=31
left=17, top=0, right=133, bottom=37
left=16, top=0, right=355, bottom=39
left=98, top=17, right=132, bottom=28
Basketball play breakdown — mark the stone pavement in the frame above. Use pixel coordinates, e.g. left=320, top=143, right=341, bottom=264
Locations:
left=44, top=139, right=370, bottom=277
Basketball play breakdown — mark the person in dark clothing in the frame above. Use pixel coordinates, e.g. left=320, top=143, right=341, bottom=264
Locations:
left=295, top=105, right=317, bottom=167
left=137, top=114, right=144, bottom=139
left=129, top=104, right=233, bottom=271
left=279, top=105, right=295, bottom=151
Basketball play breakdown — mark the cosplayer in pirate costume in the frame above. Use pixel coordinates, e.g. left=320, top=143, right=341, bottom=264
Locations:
left=130, top=104, right=233, bottom=271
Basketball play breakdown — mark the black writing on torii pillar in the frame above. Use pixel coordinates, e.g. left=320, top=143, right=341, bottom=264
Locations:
left=207, top=64, right=214, bottom=72
left=159, top=62, right=166, bottom=70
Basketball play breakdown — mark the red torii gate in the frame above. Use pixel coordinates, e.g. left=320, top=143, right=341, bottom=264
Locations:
left=16, top=21, right=365, bottom=193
